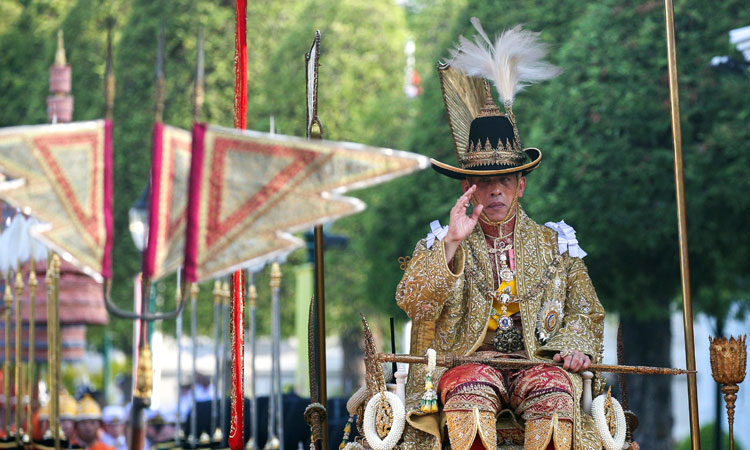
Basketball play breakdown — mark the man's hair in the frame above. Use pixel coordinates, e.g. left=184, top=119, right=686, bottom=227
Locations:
left=464, top=173, right=521, bottom=184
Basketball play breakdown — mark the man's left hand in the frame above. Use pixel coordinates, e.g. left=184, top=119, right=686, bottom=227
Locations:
left=553, top=350, right=591, bottom=373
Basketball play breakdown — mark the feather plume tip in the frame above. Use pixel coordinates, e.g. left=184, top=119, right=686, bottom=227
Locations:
left=451, top=18, right=561, bottom=106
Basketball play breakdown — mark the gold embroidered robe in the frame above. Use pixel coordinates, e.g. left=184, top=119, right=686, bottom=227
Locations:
left=395, top=208, right=605, bottom=450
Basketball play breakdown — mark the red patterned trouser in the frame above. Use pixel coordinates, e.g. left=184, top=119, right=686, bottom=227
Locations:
left=438, top=363, right=575, bottom=422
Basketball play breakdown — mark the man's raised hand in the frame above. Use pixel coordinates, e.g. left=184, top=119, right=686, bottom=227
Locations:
left=443, top=185, right=483, bottom=264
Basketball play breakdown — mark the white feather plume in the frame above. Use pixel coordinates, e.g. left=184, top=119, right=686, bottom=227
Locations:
left=27, top=217, right=49, bottom=262
left=0, top=228, right=9, bottom=275
left=2, top=215, right=27, bottom=272
left=451, top=18, right=561, bottom=106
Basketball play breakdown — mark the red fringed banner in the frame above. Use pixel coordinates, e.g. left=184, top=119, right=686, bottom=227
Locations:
left=0, top=120, right=113, bottom=281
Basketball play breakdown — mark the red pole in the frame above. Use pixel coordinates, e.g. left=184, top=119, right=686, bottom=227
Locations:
left=229, top=3, right=247, bottom=448
left=228, top=271, right=245, bottom=449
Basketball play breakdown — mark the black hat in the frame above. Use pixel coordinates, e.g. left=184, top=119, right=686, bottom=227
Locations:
left=431, top=20, right=559, bottom=180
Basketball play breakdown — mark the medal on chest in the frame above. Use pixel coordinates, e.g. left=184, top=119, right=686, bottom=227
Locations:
left=536, top=277, right=565, bottom=343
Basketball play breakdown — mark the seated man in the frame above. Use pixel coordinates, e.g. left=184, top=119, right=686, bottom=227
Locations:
left=396, top=22, right=604, bottom=450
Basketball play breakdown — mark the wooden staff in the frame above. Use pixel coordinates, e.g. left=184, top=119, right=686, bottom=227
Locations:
left=663, top=1, right=700, bottom=448
left=375, top=352, right=695, bottom=376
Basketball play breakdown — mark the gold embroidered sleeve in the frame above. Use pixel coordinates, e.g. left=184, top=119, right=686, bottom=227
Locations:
left=395, top=239, right=465, bottom=322
left=537, top=255, right=604, bottom=360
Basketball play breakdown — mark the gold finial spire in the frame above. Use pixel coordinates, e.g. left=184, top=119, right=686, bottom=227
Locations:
left=248, top=283, right=257, bottom=308
left=270, top=263, right=281, bottom=289
left=55, top=30, right=66, bottom=66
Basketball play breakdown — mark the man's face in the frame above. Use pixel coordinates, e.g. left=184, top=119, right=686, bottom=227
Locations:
left=104, top=421, right=124, bottom=438
left=74, top=419, right=100, bottom=444
left=462, top=174, right=525, bottom=222
left=61, top=419, right=76, bottom=440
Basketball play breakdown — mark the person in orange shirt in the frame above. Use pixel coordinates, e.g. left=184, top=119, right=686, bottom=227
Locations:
left=74, top=395, right=114, bottom=450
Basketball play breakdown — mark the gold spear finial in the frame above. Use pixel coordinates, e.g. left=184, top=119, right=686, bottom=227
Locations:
left=55, top=30, right=66, bottom=66
left=154, top=20, right=165, bottom=123
left=221, top=281, right=230, bottom=306
left=248, top=283, right=257, bottom=308
left=104, top=18, right=116, bottom=120
left=192, top=27, right=205, bottom=123
left=134, top=345, right=153, bottom=399
left=270, top=263, right=281, bottom=289
left=213, top=280, right=222, bottom=305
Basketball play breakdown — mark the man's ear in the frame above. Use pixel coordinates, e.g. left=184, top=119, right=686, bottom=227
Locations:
left=518, top=176, right=527, bottom=198
left=461, top=178, right=471, bottom=192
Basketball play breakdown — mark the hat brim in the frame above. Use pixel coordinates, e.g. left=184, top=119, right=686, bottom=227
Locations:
left=431, top=148, right=541, bottom=180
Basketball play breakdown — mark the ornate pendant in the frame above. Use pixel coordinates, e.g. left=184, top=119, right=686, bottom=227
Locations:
left=497, top=314, right=513, bottom=331
left=500, top=267, right=514, bottom=283
left=492, top=327, right=524, bottom=353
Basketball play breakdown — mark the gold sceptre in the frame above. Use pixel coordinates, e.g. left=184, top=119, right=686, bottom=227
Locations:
left=26, top=258, right=37, bottom=439
left=709, top=335, right=747, bottom=450
left=376, top=352, right=696, bottom=376
left=14, top=262, right=25, bottom=442
left=3, top=273, right=12, bottom=437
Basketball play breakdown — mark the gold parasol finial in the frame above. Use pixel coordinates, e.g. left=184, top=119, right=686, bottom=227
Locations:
left=709, top=335, right=747, bottom=450
left=55, top=30, right=66, bottom=66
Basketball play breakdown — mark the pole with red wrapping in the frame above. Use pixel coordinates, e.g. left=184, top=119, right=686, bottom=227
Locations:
left=228, top=1, right=247, bottom=449
left=229, top=271, right=245, bottom=449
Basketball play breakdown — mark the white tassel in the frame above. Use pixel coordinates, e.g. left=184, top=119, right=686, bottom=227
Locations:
left=451, top=18, right=561, bottom=106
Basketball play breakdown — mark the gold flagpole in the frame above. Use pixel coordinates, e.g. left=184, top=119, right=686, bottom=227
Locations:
left=14, top=263, right=24, bottom=443
left=48, top=254, right=61, bottom=450
left=26, top=259, right=37, bottom=439
left=663, top=1, right=700, bottom=448
left=3, top=274, right=11, bottom=437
